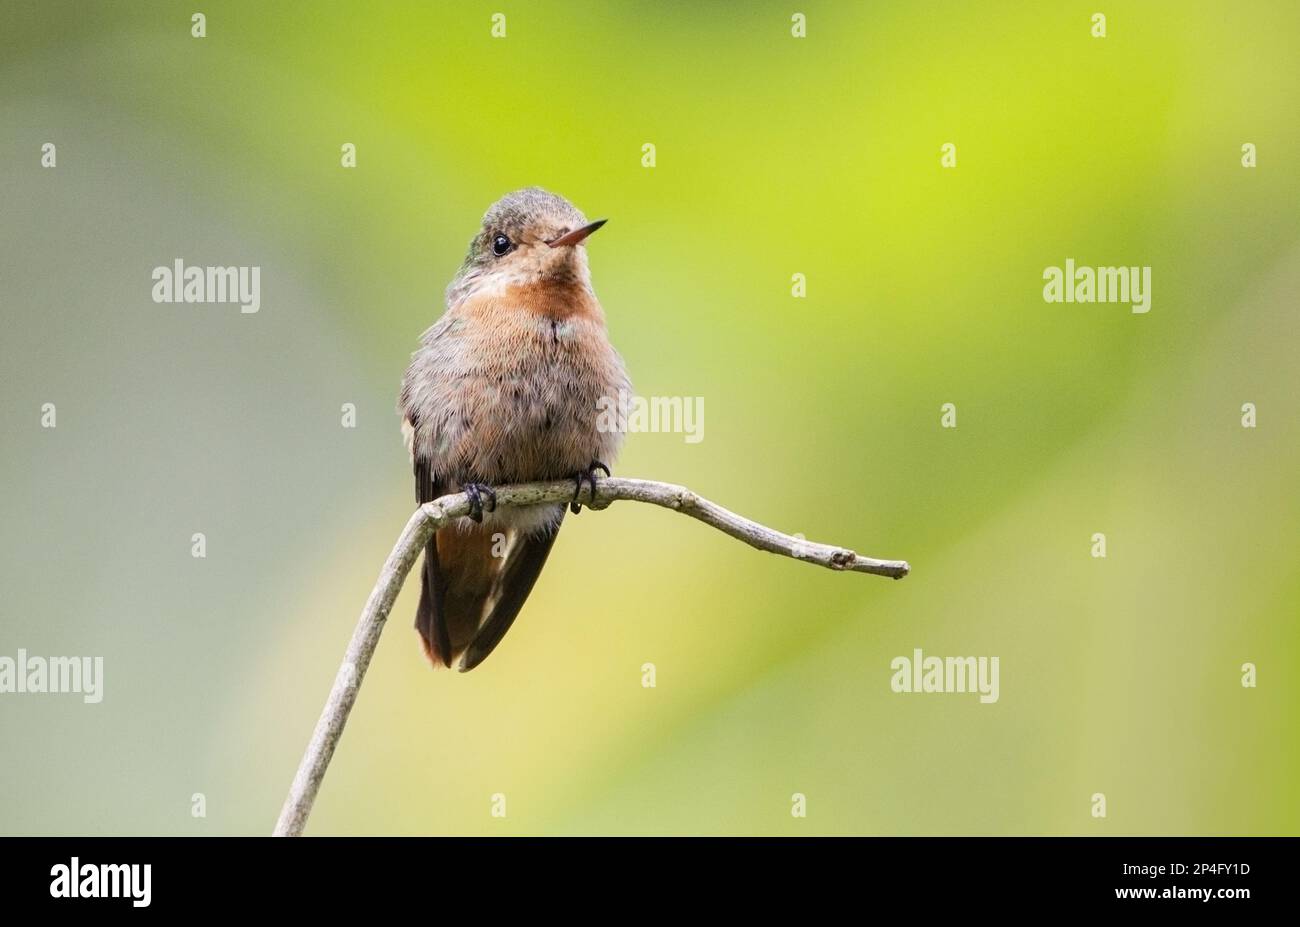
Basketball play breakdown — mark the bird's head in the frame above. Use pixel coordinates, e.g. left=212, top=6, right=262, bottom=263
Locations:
left=446, top=187, right=606, bottom=308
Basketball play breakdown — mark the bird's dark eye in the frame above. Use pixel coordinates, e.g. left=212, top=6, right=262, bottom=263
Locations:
left=491, top=233, right=511, bottom=256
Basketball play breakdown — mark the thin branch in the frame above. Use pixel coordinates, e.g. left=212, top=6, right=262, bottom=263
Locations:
left=272, top=476, right=909, bottom=836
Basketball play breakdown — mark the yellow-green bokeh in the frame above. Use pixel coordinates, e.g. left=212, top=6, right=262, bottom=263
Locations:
left=1, top=1, right=1296, bottom=834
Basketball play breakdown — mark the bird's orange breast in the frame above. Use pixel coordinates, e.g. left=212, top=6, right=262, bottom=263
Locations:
left=460, top=278, right=605, bottom=325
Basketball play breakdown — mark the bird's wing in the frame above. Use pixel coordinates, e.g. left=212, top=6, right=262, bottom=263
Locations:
left=434, top=516, right=562, bottom=672
left=411, top=448, right=453, bottom=666
left=408, top=422, right=562, bottom=671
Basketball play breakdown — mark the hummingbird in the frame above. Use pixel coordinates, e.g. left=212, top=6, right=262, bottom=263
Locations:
left=399, top=188, right=630, bottom=671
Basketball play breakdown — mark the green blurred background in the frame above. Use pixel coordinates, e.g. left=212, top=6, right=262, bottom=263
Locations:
left=1, top=1, right=1297, bottom=835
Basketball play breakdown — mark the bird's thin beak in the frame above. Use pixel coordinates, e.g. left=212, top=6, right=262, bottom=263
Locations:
left=548, top=219, right=607, bottom=248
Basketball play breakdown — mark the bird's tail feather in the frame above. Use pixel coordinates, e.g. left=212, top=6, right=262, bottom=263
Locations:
left=415, top=513, right=563, bottom=671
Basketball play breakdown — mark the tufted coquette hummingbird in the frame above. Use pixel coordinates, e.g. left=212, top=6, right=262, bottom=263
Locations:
left=399, top=188, right=630, bottom=671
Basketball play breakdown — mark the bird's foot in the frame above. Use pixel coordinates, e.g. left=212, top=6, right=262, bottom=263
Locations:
left=462, top=482, right=498, bottom=523
left=570, top=461, right=611, bottom=515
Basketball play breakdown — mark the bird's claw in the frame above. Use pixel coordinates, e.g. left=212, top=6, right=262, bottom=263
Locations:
left=570, top=460, right=610, bottom=515
left=463, top=482, right=497, bottom=523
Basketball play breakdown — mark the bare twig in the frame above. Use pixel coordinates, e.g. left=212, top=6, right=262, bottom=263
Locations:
left=272, top=477, right=909, bottom=836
